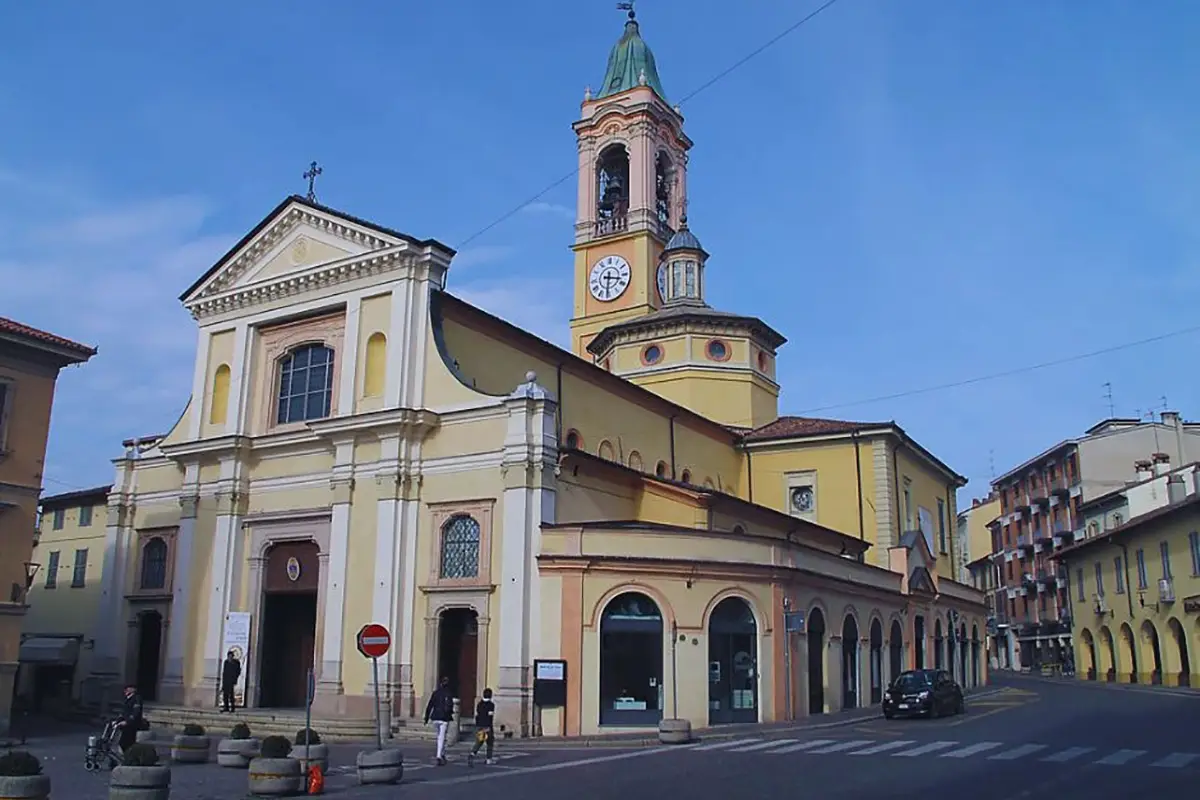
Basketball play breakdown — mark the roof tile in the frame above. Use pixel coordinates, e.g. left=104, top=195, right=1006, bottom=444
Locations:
left=0, top=316, right=96, bottom=356
left=741, top=415, right=888, bottom=442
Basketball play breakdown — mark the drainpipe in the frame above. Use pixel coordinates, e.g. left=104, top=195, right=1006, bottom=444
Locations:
left=945, top=486, right=955, bottom=577
left=668, top=415, right=678, bottom=480
left=746, top=449, right=755, bottom=504
left=853, top=432, right=865, bottom=543
left=555, top=363, right=564, bottom=444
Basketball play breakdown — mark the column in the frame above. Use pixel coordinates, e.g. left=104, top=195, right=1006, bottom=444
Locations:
left=318, top=440, right=355, bottom=698
left=396, top=470, right=421, bottom=717
left=201, top=465, right=247, bottom=703
left=495, top=372, right=558, bottom=735
left=826, top=634, right=843, bottom=713
left=92, top=481, right=132, bottom=679
left=160, top=491, right=200, bottom=704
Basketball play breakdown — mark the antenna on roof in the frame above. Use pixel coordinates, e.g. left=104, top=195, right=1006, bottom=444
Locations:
left=988, top=449, right=996, bottom=480
left=1102, top=382, right=1115, bottom=418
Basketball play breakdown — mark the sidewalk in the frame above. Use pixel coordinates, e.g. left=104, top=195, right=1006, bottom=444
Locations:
left=508, top=685, right=1006, bottom=749
left=998, top=670, right=1200, bottom=699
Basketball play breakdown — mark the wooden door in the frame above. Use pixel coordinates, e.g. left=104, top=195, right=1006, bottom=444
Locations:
left=457, top=629, right=477, bottom=712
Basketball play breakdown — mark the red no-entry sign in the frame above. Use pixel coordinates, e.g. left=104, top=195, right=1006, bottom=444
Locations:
left=356, top=623, right=391, bottom=659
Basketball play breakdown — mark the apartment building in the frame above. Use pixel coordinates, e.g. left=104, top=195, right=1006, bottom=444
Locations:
left=957, top=493, right=999, bottom=583
left=0, top=317, right=95, bottom=734
left=988, top=411, right=1200, bottom=671
left=19, top=485, right=111, bottom=710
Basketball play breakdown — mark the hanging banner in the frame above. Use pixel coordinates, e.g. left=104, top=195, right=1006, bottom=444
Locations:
left=219, top=612, right=252, bottom=708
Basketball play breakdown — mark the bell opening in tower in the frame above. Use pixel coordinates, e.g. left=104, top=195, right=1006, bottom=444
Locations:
left=654, top=151, right=674, bottom=235
left=596, top=144, right=630, bottom=237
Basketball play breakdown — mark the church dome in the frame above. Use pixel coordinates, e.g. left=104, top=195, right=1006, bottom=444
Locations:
left=664, top=220, right=703, bottom=254
left=597, top=11, right=667, bottom=101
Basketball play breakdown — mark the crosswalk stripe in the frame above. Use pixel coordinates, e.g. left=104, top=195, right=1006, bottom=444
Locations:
left=727, top=740, right=799, bottom=753
left=850, top=740, right=917, bottom=756
left=893, top=741, right=959, bottom=757
left=1042, top=747, right=1094, bottom=763
left=807, top=740, right=873, bottom=754
left=764, top=739, right=837, bottom=754
left=691, top=738, right=759, bottom=751
left=1094, top=749, right=1146, bottom=766
left=989, top=744, right=1047, bottom=761
left=940, top=742, right=1003, bottom=759
left=1151, top=753, right=1200, bottom=769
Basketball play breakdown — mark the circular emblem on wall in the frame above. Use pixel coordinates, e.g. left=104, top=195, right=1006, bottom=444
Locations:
left=286, top=556, right=301, bottom=582
left=290, top=237, right=309, bottom=264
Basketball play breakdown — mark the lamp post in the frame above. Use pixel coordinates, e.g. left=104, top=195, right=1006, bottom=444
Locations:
left=9, top=562, right=39, bottom=604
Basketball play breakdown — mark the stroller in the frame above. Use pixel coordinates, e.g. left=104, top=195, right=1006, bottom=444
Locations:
left=84, top=717, right=126, bottom=772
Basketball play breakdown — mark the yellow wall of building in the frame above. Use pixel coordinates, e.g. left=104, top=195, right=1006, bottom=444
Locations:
left=199, top=329, right=235, bottom=438
left=895, top=448, right=959, bottom=579
left=1067, top=506, right=1200, bottom=688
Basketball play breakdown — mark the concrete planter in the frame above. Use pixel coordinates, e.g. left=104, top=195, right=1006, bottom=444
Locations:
left=109, top=765, right=171, bottom=800
left=216, top=737, right=259, bottom=768
left=356, top=748, right=404, bottom=785
left=247, top=757, right=303, bottom=796
left=657, top=718, right=692, bottom=744
left=0, top=775, right=51, bottom=800
left=293, top=742, right=328, bottom=773
left=170, top=734, right=211, bottom=764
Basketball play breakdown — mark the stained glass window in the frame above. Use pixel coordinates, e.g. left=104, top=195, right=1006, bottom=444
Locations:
left=276, top=344, right=335, bottom=424
left=141, top=537, right=168, bottom=590
left=439, top=515, right=480, bottom=579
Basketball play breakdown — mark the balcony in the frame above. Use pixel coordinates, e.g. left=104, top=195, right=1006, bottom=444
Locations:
left=1049, top=474, right=1070, bottom=497
left=1014, top=494, right=1031, bottom=512
left=1052, top=522, right=1075, bottom=546
left=1017, top=532, right=1035, bottom=554
left=1033, top=525, right=1053, bottom=545
left=593, top=213, right=628, bottom=238
left=1037, top=570, right=1058, bottom=591
left=1030, top=484, right=1050, bottom=505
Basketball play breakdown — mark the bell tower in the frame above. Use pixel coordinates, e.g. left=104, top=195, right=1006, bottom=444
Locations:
left=569, top=6, right=692, bottom=358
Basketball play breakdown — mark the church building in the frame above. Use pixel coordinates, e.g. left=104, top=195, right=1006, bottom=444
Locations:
left=88, top=10, right=987, bottom=737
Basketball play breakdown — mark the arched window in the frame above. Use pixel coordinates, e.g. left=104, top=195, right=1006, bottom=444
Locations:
left=140, top=537, right=168, bottom=590
left=362, top=332, right=387, bottom=397
left=276, top=344, right=335, bottom=424
left=655, top=461, right=668, bottom=479
left=209, top=364, right=231, bottom=425
left=439, top=515, right=481, bottom=580
left=628, top=451, right=643, bottom=472
left=598, top=440, right=615, bottom=461
left=680, top=469, right=692, bottom=484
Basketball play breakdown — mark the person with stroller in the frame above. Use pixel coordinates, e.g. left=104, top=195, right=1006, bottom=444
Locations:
left=466, top=687, right=496, bottom=766
left=116, top=685, right=144, bottom=754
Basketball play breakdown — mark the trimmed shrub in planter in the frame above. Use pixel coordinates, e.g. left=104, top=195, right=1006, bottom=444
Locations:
left=248, top=736, right=302, bottom=797
left=217, top=722, right=259, bottom=768
left=292, top=728, right=328, bottom=773
left=0, top=751, right=50, bottom=800
left=171, top=723, right=211, bottom=764
left=110, top=743, right=171, bottom=800
left=357, top=748, right=404, bottom=785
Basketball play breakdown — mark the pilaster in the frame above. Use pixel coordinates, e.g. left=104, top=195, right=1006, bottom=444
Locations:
left=186, top=328, right=212, bottom=439
left=317, top=439, right=356, bottom=700
left=91, top=459, right=137, bottom=681
left=336, top=297, right=362, bottom=416
left=495, top=372, right=558, bottom=735
left=200, top=459, right=249, bottom=701
left=826, top=634, right=843, bottom=714
left=160, top=483, right=200, bottom=704
left=872, top=439, right=895, bottom=567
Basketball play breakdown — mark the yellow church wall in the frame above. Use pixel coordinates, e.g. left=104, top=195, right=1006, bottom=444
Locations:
left=247, top=449, right=334, bottom=482
left=335, top=484, right=380, bottom=699
left=422, top=327, right=492, bottom=407
left=633, top=367, right=777, bottom=431
left=555, top=464, right=638, bottom=523
left=421, top=412, right=507, bottom=462
left=353, top=437, right=380, bottom=466
left=199, top=329, right=235, bottom=438
left=158, top=398, right=193, bottom=448
left=181, top=503, right=219, bottom=692
left=610, top=334, right=688, bottom=372
left=570, top=234, right=663, bottom=356
left=536, top=573, right=567, bottom=736
left=134, top=461, right=186, bottom=496
left=245, top=487, right=330, bottom=515
left=354, top=292, right=392, bottom=414
left=746, top=439, right=876, bottom=544
left=253, top=237, right=352, bottom=283
left=895, top=447, right=959, bottom=577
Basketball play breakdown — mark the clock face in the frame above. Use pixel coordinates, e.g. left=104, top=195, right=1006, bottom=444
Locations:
left=657, top=263, right=667, bottom=302
left=791, top=486, right=815, bottom=514
left=589, top=255, right=631, bottom=302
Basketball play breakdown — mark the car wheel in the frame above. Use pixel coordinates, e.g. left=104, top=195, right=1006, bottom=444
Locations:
left=957, top=697, right=966, bottom=715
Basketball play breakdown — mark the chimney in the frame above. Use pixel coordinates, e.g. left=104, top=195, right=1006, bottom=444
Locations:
left=1162, top=410, right=1181, bottom=429
left=1134, top=459, right=1153, bottom=482
left=1152, top=452, right=1171, bottom=477
left=1167, top=473, right=1187, bottom=505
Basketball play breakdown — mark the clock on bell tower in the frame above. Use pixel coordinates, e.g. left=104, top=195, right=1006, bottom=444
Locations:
left=568, top=7, right=693, bottom=359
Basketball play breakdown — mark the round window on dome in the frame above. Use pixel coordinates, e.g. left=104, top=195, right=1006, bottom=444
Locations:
left=706, top=339, right=729, bottom=361
left=642, top=344, right=664, bottom=365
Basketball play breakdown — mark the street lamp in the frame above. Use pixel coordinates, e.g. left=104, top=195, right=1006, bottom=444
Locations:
left=9, top=562, right=40, bottom=603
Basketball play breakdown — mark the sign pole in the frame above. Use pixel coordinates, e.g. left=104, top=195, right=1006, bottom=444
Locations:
left=670, top=620, right=679, bottom=718
left=304, top=667, right=314, bottom=741
left=372, top=655, right=383, bottom=750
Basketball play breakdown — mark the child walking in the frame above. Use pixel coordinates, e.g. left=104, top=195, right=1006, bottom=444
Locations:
left=467, top=688, right=496, bottom=766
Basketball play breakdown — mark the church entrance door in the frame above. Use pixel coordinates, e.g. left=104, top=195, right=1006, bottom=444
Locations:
left=258, top=541, right=320, bottom=709
left=134, top=610, right=163, bottom=702
left=437, top=609, right=478, bottom=713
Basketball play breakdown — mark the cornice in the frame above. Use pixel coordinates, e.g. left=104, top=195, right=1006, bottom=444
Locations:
left=308, top=407, right=440, bottom=441
left=186, top=247, right=422, bottom=321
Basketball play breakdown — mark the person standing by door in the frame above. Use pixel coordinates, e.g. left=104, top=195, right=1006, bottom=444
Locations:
left=423, top=676, right=455, bottom=766
left=221, top=650, right=242, bottom=712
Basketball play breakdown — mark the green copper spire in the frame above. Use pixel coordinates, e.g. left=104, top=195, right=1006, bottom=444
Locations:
left=597, top=6, right=667, bottom=101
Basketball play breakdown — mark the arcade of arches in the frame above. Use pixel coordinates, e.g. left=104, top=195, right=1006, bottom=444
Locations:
left=1076, top=615, right=1195, bottom=687
left=549, top=579, right=987, bottom=737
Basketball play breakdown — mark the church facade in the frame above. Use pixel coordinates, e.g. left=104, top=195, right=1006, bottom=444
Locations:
left=88, top=12, right=987, bottom=737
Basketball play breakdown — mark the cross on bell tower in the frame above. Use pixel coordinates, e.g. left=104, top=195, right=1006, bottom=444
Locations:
left=568, top=8, right=693, bottom=358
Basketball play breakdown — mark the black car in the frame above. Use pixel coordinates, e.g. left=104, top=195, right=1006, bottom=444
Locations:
left=882, top=669, right=965, bottom=719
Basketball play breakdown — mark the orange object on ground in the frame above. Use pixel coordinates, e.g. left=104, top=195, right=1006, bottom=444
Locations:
left=307, top=763, right=325, bottom=794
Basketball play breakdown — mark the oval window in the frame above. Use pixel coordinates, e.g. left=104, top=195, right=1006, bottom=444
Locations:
left=642, top=344, right=663, bottom=365
left=707, top=339, right=728, bottom=361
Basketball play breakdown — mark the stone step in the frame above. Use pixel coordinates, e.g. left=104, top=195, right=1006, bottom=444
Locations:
left=143, top=706, right=437, bottom=743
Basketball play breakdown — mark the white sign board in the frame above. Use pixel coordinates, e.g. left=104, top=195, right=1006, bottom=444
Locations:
left=535, top=661, right=565, bottom=681
left=219, top=612, right=251, bottom=708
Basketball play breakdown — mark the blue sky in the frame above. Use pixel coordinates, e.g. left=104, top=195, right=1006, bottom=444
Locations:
left=2, top=0, right=1198, bottom=504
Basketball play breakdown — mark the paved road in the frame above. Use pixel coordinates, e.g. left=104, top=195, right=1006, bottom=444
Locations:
left=14, top=674, right=1200, bottom=798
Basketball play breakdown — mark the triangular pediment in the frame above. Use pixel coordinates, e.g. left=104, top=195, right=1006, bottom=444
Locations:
left=180, top=196, right=407, bottom=304
left=910, top=566, right=937, bottom=595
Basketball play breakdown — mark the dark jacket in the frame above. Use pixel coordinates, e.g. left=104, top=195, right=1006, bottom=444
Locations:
left=424, top=687, right=454, bottom=723
left=121, top=691, right=144, bottom=725
left=474, top=698, right=495, bottom=730
left=222, top=658, right=242, bottom=689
